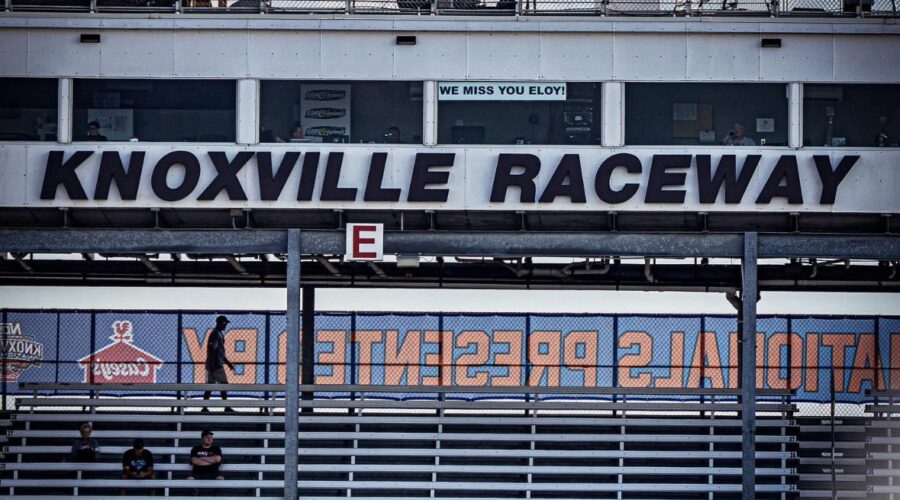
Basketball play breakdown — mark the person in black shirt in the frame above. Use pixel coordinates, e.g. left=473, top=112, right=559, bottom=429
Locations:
left=84, top=120, right=108, bottom=141
left=187, top=429, right=223, bottom=495
left=69, top=422, right=100, bottom=462
left=121, top=438, right=155, bottom=495
left=202, top=315, right=234, bottom=412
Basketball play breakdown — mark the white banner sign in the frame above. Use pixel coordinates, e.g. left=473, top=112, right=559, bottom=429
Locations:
left=2, top=144, right=898, bottom=214
left=438, top=82, right=567, bottom=101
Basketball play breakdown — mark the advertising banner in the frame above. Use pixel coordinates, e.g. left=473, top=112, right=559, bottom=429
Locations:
left=4, top=310, right=898, bottom=402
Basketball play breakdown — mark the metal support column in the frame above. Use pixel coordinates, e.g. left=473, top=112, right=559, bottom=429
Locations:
left=284, top=229, right=301, bottom=500
left=741, top=232, right=758, bottom=500
left=301, top=285, right=315, bottom=410
left=423, top=81, right=438, bottom=146
left=788, top=83, right=803, bottom=149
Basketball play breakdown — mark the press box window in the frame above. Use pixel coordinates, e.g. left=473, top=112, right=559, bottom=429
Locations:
left=260, top=81, right=424, bottom=144
left=72, top=79, right=236, bottom=142
left=625, top=83, right=788, bottom=146
left=437, top=82, right=601, bottom=145
left=804, top=84, right=900, bottom=147
left=0, top=78, right=58, bottom=141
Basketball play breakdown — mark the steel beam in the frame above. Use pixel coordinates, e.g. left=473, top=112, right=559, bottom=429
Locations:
left=284, top=229, right=301, bottom=500
left=741, top=232, right=758, bottom=500
left=0, top=229, right=287, bottom=254
left=0, top=229, right=898, bottom=260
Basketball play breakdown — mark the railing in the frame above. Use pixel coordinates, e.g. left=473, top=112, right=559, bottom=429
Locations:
left=2, top=0, right=897, bottom=16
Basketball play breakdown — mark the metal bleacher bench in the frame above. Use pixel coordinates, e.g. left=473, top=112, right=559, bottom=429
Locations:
left=5, top=383, right=799, bottom=498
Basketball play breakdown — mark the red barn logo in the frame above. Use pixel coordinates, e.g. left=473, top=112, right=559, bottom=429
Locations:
left=1, top=323, right=44, bottom=382
left=79, top=321, right=163, bottom=383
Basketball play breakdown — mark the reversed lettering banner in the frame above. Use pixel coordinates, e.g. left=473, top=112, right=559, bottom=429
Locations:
left=4, top=310, right=898, bottom=402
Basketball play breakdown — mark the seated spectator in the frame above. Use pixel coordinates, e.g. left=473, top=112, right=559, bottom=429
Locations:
left=121, top=438, right=156, bottom=495
left=383, top=126, right=402, bottom=144
left=721, top=122, right=756, bottom=146
left=69, top=422, right=100, bottom=462
left=84, top=120, right=107, bottom=142
left=187, top=429, right=223, bottom=495
left=276, top=124, right=305, bottom=143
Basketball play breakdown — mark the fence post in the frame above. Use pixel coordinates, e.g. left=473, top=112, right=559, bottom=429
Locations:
left=176, top=312, right=183, bottom=403
left=830, top=370, right=836, bottom=500
left=873, top=316, right=880, bottom=392
left=740, top=232, right=758, bottom=500
left=2, top=309, right=6, bottom=412
left=55, top=312, right=61, bottom=389
left=350, top=311, right=357, bottom=411
left=438, top=312, right=445, bottom=406
left=524, top=313, right=531, bottom=415
left=612, top=314, right=618, bottom=412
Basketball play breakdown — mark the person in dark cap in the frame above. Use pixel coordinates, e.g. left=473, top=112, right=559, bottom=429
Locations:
left=187, top=429, right=223, bottom=495
left=121, top=437, right=155, bottom=495
left=202, top=315, right=234, bottom=412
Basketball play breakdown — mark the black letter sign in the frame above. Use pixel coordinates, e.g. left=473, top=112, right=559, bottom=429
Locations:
left=756, top=155, right=803, bottom=204
left=40, top=151, right=93, bottom=200
left=364, top=153, right=401, bottom=202
left=151, top=151, right=201, bottom=202
left=594, top=153, right=641, bottom=204
left=198, top=151, right=253, bottom=201
left=813, top=155, right=859, bottom=204
left=408, top=153, right=455, bottom=202
left=645, top=154, right=691, bottom=204
left=491, top=154, right=541, bottom=202
left=539, top=154, right=586, bottom=203
left=94, top=151, right=145, bottom=201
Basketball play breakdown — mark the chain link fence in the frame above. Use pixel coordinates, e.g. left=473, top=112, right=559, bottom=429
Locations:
left=2, top=309, right=898, bottom=417
left=3, top=0, right=896, bottom=15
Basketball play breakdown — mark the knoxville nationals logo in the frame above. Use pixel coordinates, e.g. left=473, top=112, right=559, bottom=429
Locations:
left=0, top=322, right=44, bottom=382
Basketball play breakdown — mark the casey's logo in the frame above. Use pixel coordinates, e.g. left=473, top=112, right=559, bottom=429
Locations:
left=79, top=321, right=163, bottom=383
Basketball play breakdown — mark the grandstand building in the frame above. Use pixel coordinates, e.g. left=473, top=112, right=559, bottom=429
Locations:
left=0, top=0, right=899, bottom=498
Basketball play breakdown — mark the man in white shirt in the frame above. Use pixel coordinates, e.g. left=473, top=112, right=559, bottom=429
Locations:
left=722, top=122, right=756, bottom=146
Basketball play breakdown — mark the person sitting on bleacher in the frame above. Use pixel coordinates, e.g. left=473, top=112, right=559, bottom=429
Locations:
left=121, top=438, right=156, bottom=495
left=187, top=429, right=224, bottom=495
left=68, top=422, right=100, bottom=462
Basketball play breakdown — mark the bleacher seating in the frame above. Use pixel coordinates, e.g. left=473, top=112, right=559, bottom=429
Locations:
left=2, top=383, right=800, bottom=498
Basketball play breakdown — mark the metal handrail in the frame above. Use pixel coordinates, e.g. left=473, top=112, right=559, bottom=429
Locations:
left=2, top=0, right=896, bottom=16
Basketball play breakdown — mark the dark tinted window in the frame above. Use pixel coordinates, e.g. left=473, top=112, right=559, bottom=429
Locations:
left=260, top=81, right=423, bottom=144
left=0, top=78, right=58, bottom=141
left=804, top=84, right=900, bottom=147
left=626, top=83, right=788, bottom=146
left=73, top=79, right=236, bottom=142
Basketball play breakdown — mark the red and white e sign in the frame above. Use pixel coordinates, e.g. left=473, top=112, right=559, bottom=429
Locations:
left=345, top=223, right=384, bottom=261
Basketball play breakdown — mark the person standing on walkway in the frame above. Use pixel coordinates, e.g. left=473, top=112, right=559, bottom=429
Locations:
left=202, top=315, right=234, bottom=412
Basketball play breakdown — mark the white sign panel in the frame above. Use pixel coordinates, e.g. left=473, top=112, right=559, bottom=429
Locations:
left=345, top=223, right=383, bottom=261
left=438, top=82, right=567, bottom=101
left=2, top=144, right=898, bottom=214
